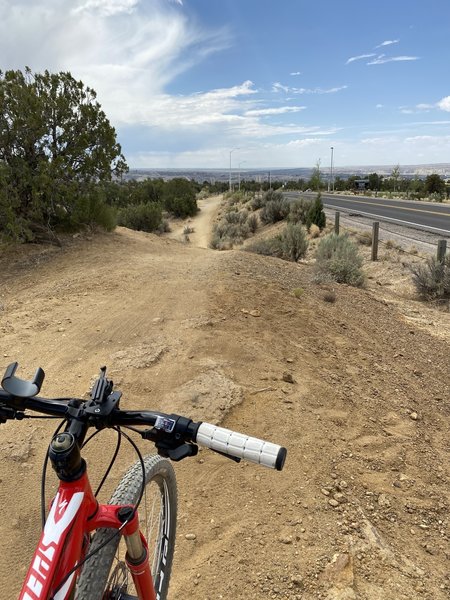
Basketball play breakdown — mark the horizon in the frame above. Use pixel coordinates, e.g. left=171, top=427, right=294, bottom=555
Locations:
left=2, top=1, right=450, bottom=169
left=128, top=162, right=450, bottom=172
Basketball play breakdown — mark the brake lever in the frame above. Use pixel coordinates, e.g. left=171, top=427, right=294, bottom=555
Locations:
left=210, top=449, right=241, bottom=464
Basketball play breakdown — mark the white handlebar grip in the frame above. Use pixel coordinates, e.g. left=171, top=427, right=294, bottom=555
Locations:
left=195, top=423, right=287, bottom=470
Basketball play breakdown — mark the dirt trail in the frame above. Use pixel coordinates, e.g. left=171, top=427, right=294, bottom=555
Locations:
left=167, top=194, right=222, bottom=248
left=0, top=198, right=449, bottom=599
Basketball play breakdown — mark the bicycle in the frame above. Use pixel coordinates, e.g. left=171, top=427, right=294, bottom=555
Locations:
left=0, top=362, right=287, bottom=600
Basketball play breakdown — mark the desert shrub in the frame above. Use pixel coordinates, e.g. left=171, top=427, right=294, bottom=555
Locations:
left=260, top=197, right=290, bottom=224
left=251, top=194, right=265, bottom=210
left=118, top=202, right=162, bottom=232
left=356, top=231, right=372, bottom=246
left=246, top=223, right=308, bottom=262
left=315, top=233, right=365, bottom=287
left=225, top=191, right=247, bottom=206
left=247, top=213, right=258, bottom=233
left=410, top=256, right=450, bottom=300
left=245, top=237, right=283, bottom=257
left=309, top=224, right=320, bottom=238
left=288, top=198, right=309, bottom=224
left=323, top=290, right=337, bottom=303
left=210, top=220, right=250, bottom=249
left=279, top=223, right=308, bottom=262
left=224, top=208, right=248, bottom=225
left=306, top=193, right=326, bottom=230
left=292, top=288, right=305, bottom=299
left=183, top=225, right=195, bottom=234
left=157, top=219, right=171, bottom=234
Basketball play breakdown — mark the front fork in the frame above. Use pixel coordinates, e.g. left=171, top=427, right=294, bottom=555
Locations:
left=118, top=507, right=156, bottom=600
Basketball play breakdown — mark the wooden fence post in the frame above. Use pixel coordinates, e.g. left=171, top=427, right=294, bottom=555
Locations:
left=437, top=240, right=447, bottom=264
left=371, top=222, right=379, bottom=261
left=335, top=211, right=340, bottom=235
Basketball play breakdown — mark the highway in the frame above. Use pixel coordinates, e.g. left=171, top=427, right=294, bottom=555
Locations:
left=283, top=192, right=450, bottom=236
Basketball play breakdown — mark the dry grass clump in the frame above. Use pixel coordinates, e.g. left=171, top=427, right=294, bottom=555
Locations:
left=309, top=224, right=321, bottom=238
left=323, top=290, right=337, bottom=303
left=356, top=231, right=372, bottom=246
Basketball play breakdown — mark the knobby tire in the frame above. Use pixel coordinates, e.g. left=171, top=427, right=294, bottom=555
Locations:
left=75, top=454, right=177, bottom=600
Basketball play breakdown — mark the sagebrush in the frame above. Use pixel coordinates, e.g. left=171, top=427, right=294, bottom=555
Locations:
left=410, top=256, right=450, bottom=300
left=246, top=223, right=308, bottom=263
left=315, top=233, right=365, bottom=287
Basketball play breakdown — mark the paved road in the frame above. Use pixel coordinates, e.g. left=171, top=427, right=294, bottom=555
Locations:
left=283, top=192, right=450, bottom=236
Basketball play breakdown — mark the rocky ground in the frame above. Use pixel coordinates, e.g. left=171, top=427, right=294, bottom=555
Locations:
left=0, top=196, right=448, bottom=599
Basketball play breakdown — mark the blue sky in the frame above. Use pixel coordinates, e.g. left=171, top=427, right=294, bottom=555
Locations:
left=1, top=0, right=450, bottom=169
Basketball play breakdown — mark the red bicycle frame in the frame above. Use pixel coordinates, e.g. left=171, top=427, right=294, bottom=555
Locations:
left=19, top=470, right=156, bottom=600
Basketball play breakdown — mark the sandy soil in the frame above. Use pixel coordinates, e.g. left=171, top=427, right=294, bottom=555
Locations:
left=0, top=197, right=449, bottom=599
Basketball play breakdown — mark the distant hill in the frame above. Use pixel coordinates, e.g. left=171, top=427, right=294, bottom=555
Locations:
left=124, top=163, right=450, bottom=183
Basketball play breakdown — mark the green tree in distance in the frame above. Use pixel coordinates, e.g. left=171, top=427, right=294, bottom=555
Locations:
left=424, top=173, right=446, bottom=197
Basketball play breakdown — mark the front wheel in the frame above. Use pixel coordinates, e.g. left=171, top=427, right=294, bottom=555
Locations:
left=76, top=454, right=177, bottom=600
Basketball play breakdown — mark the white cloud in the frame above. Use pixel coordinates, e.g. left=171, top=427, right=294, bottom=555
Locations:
left=73, top=0, right=139, bottom=16
left=437, top=96, right=450, bottom=112
left=290, top=71, right=301, bottom=76
left=273, top=83, right=347, bottom=95
left=272, top=82, right=290, bottom=93
left=376, top=104, right=384, bottom=109
left=0, top=0, right=232, bottom=122
left=346, top=53, right=376, bottom=65
left=367, top=55, right=419, bottom=65
left=245, top=106, right=306, bottom=116
left=375, top=39, right=399, bottom=48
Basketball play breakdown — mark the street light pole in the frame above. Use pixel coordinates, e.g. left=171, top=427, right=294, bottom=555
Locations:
left=238, top=161, right=246, bottom=191
left=229, top=148, right=239, bottom=192
left=330, top=146, right=334, bottom=193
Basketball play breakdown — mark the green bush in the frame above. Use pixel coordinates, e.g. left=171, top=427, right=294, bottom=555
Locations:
left=315, top=233, right=365, bottom=287
left=163, top=178, right=198, bottom=217
left=164, top=195, right=197, bottom=218
left=306, top=193, right=326, bottom=230
left=410, top=256, right=450, bottom=300
left=71, top=185, right=117, bottom=232
left=118, top=202, right=162, bottom=232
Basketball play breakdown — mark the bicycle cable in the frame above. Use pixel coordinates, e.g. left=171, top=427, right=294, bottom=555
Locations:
left=49, top=426, right=146, bottom=599
left=40, top=419, right=67, bottom=529
left=92, top=428, right=122, bottom=498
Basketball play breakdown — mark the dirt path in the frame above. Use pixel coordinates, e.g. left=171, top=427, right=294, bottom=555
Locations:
left=167, top=194, right=222, bottom=248
left=0, top=203, right=449, bottom=599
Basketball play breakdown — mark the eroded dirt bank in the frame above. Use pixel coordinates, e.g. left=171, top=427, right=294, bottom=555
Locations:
left=0, top=205, right=448, bottom=599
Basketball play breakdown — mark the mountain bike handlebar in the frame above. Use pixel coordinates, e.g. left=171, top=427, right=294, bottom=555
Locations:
left=0, top=368, right=287, bottom=471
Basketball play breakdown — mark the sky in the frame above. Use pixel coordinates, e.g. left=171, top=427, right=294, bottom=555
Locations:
left=1, top=0, right=450, bottom=169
